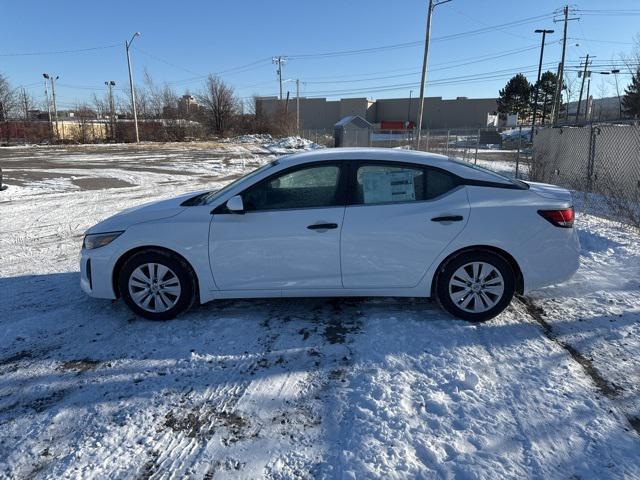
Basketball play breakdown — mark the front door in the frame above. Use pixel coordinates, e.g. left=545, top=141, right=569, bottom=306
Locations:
left=341, top=162, right=470, bottom=288
left=210, top=162, right=347, bottom=290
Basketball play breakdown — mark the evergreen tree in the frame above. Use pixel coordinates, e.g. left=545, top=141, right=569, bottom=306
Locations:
left=622, top=67, right=640, bottom=118
left=532, top=71, right=559, bottom=124
left=497, top=74, right=533, bottom=121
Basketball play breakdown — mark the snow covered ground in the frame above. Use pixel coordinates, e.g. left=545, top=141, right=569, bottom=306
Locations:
left=1, top=140, right=639, bottom=479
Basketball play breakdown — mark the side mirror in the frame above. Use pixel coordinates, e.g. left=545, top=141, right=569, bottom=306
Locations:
left=226, top=195, right=244, bottom=214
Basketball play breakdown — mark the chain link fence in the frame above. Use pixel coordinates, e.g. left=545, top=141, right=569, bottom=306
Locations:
left=532, top=121, right=640, bottom=229
left=305, top=126, right=532, bottom=180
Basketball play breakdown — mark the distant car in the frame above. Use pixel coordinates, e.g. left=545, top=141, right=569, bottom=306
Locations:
left=80, top=148, right=579, bottom=322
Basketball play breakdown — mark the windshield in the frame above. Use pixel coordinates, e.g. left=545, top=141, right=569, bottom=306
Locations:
left=181, top=160, right=278, bottom=206
left=448, top=159, right=529, bottom=189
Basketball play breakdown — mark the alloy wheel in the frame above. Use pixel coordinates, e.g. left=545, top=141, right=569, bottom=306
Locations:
left=128, top=262, right=182, bottom=313
left=448, top=261, right=505, bottom=313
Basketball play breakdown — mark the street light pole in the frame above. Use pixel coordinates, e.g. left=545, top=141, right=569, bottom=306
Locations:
left=611, top=69, right=622, bottom=119
left=125, top=32, right=141, bottom=143
left=530, top=29, right=553, bottom=142
left=43, top=77, right=53, bottom=140
left=296, top=78, right=300, bottom=134
left=416, top=0, right=451, bottom=150
left=105, top=81, right=116, bottom=141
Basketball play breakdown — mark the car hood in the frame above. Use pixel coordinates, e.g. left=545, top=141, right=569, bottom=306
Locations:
left=525, top=181, right=573, bottom=204
left=86, top=190, right=208, bottom=234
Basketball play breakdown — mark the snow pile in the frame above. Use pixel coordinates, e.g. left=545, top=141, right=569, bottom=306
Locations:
left=500, top=127, right=532, bottom=142
left=226, top=133, right=273, bottom=144
left=264, top=136, right=324, bottom=154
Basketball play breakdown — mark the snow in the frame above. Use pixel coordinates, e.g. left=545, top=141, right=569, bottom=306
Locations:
left=1, top=142, right=639, bottom=478
left=264, top=136, right=324, bottom=154
left=500, top=127, right=532, bottom=142
left=225, top=134, right=274, bottom=144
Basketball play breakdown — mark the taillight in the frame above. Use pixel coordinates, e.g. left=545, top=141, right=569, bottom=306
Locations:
left=538, top=207, right=575, bottom=228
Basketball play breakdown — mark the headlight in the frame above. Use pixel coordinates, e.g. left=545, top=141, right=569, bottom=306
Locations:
left=83, top=231, right=123, bottom=250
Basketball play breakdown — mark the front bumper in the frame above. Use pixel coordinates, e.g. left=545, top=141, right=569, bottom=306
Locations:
left=80, top=247, right=118, bottom=299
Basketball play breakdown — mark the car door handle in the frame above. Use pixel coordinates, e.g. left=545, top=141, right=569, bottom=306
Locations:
left=431, top=215, right=464, bottom=222
left=307, top=223, right=338, bottom=230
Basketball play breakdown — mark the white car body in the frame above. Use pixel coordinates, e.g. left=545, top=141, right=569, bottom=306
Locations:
left=80, top=148, right=579, bottom=310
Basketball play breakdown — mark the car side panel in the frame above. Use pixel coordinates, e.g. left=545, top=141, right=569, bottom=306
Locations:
left=416, top=185, right=580, bottom=295
left=80, top=207, right=217, bottom=303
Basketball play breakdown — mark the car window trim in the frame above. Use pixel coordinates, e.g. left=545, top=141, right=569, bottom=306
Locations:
left=214, top=160, right=348, bottom=214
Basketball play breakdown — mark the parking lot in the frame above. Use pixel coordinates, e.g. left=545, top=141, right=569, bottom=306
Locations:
left=1, top=141, right=639, bottom=479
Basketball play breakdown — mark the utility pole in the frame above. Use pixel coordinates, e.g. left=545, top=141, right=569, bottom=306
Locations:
left=21, top=87, right=29, bottom=119
left=584, top=75, right=591, bottom=121
left=272, top=56, right=287, bottom=101
left=416, top=0, right=452, bottom=149
left=407, top=90, right=413, bottom=124
left=43, top=73, right=59, bottom=140
left=575, top=54, right=591, bottom=124
left=296, top=78, right=300, bottom=134
left=551, top=6, right=579, bottom=125
left=21, top=88, right=29, bottom=143
left=105, top=81, right=116, bottom=141
left=125, top=32, right=141, bottom=143
left=530, top=29, right=553, bottom=142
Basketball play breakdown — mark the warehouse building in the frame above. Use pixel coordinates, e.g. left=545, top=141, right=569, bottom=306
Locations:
left=256, top=95, right=498, bottom=130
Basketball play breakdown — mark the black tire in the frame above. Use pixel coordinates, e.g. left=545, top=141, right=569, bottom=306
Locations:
left=435, top=250, right=515, bottom=322
left=118, top=249, right=197, bottom=320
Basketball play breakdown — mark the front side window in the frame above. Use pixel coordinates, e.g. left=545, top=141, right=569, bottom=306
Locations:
left=243, top=164, right=342, bottom=211
left=355, top=163, right=459, bottom=205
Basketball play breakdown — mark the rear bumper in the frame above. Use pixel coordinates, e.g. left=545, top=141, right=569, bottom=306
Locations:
left=520, top=226, right=580, bottom=293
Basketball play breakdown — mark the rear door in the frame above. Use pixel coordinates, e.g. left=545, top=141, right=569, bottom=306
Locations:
left=210, top=162, right=347, bottom=290
left=341, top=161, right=470, bottom=288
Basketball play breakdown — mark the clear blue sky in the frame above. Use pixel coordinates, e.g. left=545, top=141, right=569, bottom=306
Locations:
left=2, top=0, right=639, bottom=109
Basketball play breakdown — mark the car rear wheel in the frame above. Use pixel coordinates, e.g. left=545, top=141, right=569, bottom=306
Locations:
left=118, top=249, right=196, bottom=320
left=436, top=251, right=515, bottom=322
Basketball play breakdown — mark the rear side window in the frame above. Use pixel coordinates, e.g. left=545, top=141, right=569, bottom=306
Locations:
left=356, top=165, right=424, bottom=204
left=425, top=168, right=459, bottom=199
left=243, top=164, right=342, bottom=211
left=354, top=163, right=458, bottom=205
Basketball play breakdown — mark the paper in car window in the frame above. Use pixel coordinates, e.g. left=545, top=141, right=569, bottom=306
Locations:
left=362, top=170, right=416, bottom=203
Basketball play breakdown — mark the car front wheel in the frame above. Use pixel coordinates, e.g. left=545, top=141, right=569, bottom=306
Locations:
left=118, top=249, right=196, bottom=320
left=436, top=251, right=515, bottom=322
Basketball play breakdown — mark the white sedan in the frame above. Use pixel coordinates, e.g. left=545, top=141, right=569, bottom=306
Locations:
left=80, top=148, right=579, bottom=322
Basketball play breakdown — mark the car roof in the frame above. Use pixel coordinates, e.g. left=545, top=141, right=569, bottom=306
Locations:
left=277, top=147, right=514, bottom=185
left=278, top=147, right=449, bottom=166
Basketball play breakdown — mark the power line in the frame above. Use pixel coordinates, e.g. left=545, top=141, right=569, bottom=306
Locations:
left=258, top=63, right=555, bottom=98
left=285, top=12, right=555, bottom=60
left=132, top=47, right=203, bottom=76
left=0, top=44, right=119, bottom=57
left=574, top=9, right=640, bottom=16
left=302, top=43, right=561, bottom=86
left=164, top=58, right=272, bottom=86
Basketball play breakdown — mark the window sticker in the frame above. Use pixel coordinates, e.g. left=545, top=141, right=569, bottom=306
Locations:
left=362, top=169, right=416, bottom=203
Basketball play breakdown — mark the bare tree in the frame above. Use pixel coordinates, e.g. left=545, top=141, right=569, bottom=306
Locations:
left=91, top=92, right=110, bottom=119
left=119, top=83, right=151, bottom=120
left=142, top=70, right=179, bottom=119
left=197, top=75, right=237, bottom=136
left=74, top=103, right=97, bottom=143
left=0, top=72, right=18, bottom=121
